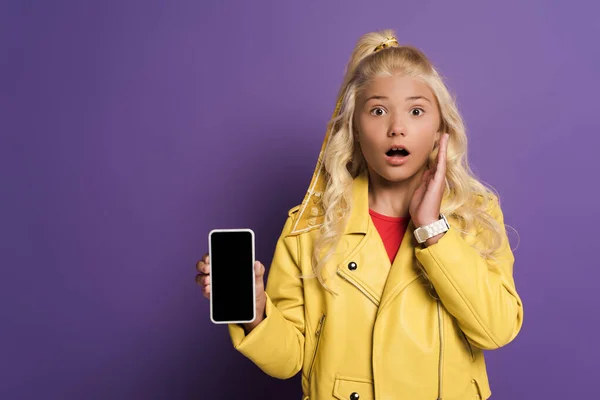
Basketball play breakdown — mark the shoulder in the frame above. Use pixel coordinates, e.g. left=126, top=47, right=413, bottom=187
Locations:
left=279, top=204, right=302, bottom=236
left=469, top=191, right=500, bottom=209
left=281, top=203, right=322, bottom=238
left=448, top=192, right=504, bottom=229
left=470, top=191, right=505, bottom=223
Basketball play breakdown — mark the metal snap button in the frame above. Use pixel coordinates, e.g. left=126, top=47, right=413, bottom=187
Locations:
left=349, top=392, right=360, bottom=400
left=348, top=261, right=357, bottom=270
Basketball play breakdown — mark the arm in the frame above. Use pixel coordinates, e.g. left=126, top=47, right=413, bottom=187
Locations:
left=228, top=214, right=305, bottom=379
left=414, top=198, right=524, bottom=350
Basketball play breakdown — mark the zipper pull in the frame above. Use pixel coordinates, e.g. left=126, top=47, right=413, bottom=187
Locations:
left=315, top=314, right=325, bottom=336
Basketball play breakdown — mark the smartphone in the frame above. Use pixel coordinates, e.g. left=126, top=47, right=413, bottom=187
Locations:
left=208, top=228, right=256, bottom=324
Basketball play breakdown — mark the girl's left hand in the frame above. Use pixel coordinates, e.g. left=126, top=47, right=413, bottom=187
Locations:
left=409, top=133, right=450, bottom=233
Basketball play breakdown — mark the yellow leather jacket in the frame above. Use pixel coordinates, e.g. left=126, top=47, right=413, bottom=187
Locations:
left=228, top=171, right=523, bottom=400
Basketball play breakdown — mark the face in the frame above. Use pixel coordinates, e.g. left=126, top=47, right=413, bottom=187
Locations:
left=354, top=74, right=441, bottom=184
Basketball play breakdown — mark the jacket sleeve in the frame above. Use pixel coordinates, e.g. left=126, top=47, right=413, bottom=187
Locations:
left=227, top=214, right=305, bottom=379
left=414, top=197, right=524, bottom=350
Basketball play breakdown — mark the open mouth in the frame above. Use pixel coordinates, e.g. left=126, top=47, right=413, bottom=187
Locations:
left=384, top=146, right=410, bottom=166
left=385, top=147, right=410, bottom=157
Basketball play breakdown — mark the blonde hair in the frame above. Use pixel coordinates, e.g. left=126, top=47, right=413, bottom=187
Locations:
left=309, top=29, right=512, bottom=294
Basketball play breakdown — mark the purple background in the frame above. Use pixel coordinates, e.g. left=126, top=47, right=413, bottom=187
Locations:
left=1, top=0, right=599, bottom=399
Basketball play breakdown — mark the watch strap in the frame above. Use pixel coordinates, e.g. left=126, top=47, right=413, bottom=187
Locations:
left=413, top=214, right=450, bottom=244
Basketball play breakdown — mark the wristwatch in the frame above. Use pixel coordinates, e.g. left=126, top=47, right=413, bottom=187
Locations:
left=413, top=214, right=450, bottom=244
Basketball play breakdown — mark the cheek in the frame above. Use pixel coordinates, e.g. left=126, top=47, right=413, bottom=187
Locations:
left=410, top=139, right=436, bottom=165
left=356, top=135, right=382, bottom=163
left=358, top=121, right=386, bottom=145
left=359, top=139, right=379, bottom=157
left=358, top=113, right=383, bottom=131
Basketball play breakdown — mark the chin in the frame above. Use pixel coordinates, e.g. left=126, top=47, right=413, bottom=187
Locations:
left=370, top=164, right=417, bottom=184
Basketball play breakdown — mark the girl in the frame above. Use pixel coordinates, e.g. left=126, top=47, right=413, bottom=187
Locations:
left=196, top=29, right=523, bottom=400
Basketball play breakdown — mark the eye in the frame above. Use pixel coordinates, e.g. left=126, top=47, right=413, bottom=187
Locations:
left=411, top=108, right=425, bottom=116
left=370, top=107, right=387, bottom=116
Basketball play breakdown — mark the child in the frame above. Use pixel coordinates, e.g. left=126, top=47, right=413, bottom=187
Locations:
left=196, top=29, right=523, bottom=400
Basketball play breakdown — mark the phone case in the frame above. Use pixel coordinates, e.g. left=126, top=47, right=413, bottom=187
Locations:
left=208, top=228, right=256, bottom=324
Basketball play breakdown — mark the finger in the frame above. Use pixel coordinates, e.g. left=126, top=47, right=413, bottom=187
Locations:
left=411, top=184, right=426, bottom=208
left=254, top=262, right=266, bottom=296
left=438, top=133, right=449, bottom=163
left=195, top=273, right=210, bottom=285
left=422, top=169, right=433, bottom=188
left=431, top=135, right=446, bottom=182
left=197, top=253, right=209, bottom=269
left=435, top=134, right=449, bottom=182
left=433, top=133, right=447, bottom=163
left=254, top=261, right=265, bottom=280
left=411, top=170, right=429, bottom=204
left=431, top=152, right=439, bottom=176
left=196, top=260, right=210, bottom=274
left=419, top=169, right=431, bottom=184
left=203, top=284, right=210, bottom=299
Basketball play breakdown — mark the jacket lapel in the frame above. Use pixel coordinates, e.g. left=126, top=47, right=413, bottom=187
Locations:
left=287, top=169, right=421, bottom=306
left=333, top=171, right=421, bottom=306
left=378, top=218, right=421, bottom=311
left=332, top=171, right=385, bottom=305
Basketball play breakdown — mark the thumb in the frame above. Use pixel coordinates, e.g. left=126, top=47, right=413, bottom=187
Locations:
left=254, top=261, right=265, bottom=282
left=254, top=261, right=266, bottom=299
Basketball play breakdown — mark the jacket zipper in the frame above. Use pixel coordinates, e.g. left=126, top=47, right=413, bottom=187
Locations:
left=436, top=300, right=444, bottom=400
left=308, top=313, right=326, bottom=383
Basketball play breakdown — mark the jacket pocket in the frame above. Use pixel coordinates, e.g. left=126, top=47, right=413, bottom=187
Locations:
left=333, top=375, right=374, bottom=400
left=460, top=329, right=475, bottom=361
left=307, top=313, right=326, bottom=382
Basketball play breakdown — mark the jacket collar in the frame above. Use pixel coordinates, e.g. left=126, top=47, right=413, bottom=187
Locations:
left=286, top=168, right=424, bottom=305
left=344, top=169, right=370, bottom=235
left=288, top=169, right=371, bottom=236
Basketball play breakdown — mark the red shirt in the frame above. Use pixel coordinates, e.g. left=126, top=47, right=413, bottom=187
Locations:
left=369, top=209, right=410, bottom=263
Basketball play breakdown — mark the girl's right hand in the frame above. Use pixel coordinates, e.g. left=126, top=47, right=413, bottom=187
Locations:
left=195, top=253, right=211, bottom=299
left=195, top=253, right=268, bottom=332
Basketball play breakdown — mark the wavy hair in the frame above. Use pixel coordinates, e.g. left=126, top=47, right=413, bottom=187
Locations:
left=309, top=29, right=514, bottom=294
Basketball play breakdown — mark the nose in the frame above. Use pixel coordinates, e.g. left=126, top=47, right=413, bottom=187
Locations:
left=388, top=114, right=406, bottom=137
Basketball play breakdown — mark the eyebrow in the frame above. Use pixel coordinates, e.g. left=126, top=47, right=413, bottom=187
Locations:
left=365, top=95, right=431, bottom=103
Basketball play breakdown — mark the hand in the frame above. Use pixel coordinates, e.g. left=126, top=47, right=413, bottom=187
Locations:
left=195, top=253, right=212, bottom=300
left=195, top=253, right=267, bottom=333
left=409, top=133, right=449, bottom=243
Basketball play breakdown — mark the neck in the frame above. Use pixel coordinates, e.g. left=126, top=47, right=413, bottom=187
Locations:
left=367, top=166, right=426, bottom=218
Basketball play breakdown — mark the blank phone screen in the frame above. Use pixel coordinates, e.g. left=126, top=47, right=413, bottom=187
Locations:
left=210, top=230, right=255, bottom=323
